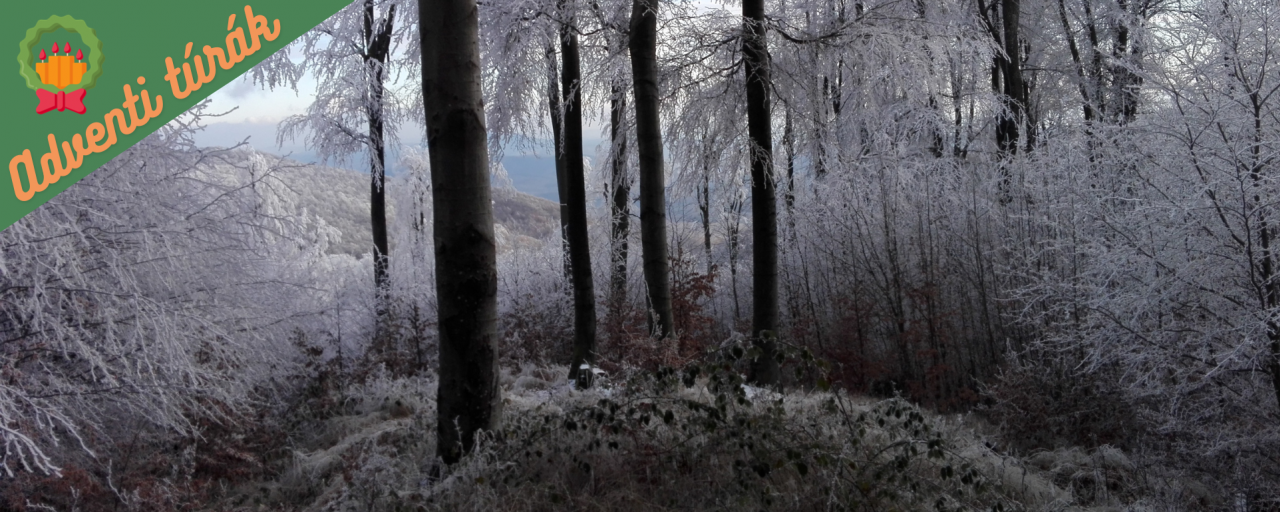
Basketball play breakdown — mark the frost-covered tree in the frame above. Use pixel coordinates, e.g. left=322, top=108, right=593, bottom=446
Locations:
left=0, top=103, right=329, bottom=477
left=477, top=0, right=603, bottom=378
left=266, top=0, right=413, bottom=325
left=993, top=0, right=1280, bottom=501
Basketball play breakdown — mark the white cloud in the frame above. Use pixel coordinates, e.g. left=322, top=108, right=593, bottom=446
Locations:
left=203, top=73, right=318, bottom=125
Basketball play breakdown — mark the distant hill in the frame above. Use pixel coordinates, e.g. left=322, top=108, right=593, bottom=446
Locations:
left=204, top=147, right=561, bottom=257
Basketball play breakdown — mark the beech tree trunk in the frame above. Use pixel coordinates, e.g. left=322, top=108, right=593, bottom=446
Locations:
left=420, top=0, right=501, bottom=465
left=1056, top=0, right=1096, bottom=125
left=743, top=0, right=780, bottom=386
left=559, top=0, right=599, bottom=386
left=728, top=191, right=744, bottom=321
left=997, top=0, right=1024, bottom=158
left=699, top=172, right=712, bottom=276
left=365, top=0, right=395, bottom=317
left=629, top=0, right=675, bottom=339
left=545, top=44, right=571, bottom=283
left=609, top=82, right=631, bottom=319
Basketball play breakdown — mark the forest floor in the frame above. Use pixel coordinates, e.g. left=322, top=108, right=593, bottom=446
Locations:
left=205, top=362, right=1219, bottom=512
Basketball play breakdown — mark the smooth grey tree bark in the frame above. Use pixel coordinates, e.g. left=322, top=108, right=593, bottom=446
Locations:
left=629, top=0, right=675, bottom=339
left=421, top=0, right=501, bottom=465
left=545, top=44, right=572, bottom=282
left=558, top=0, right=599, bottom=386
left=743, top=0, right=779, bottom=386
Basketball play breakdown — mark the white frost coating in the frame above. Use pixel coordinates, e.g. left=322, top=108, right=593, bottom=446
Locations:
left=0, top=104, right=334, bottom=476
left=740, top=383, right=780, bottom=402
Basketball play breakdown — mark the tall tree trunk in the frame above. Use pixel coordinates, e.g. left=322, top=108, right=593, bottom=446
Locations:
left=1243, top=92, right=1280, bottom=408
left=420, top=0, right=501, bottom=465
left=609, top=82, right=631, bottom=326
left=951, top=56, right=967, bottom=158
left=998, top=0, right=1024, bottom=158
left=815, top=75, right=829, bottom=179
left=1057, top=0, right=1096, bottom=124
left=783, top=108, right=796, bottom=218
left=1112, top=0, right=1141, bottom=125
left=545, top=44, right=571, bottom=282
left=743, top=0, right=779, bottom=386
left=700, top=172, right=712, bottom=276
left=698, top=127, right=714, bottom=276
left=831, top=57, right=844, bottom=164
left=559, top=0, right=599, bottom=386
left=629, top=0, right=675, bottom=339
left=983, top=0, right=1024, bottom=203
left=1260, top=215, right=1280, bottom=410
left=365, top=0, right=396, bottom=320
left=728, top=191, right=744, bottom=321
left=1081, top=0, right=1105, bottom=120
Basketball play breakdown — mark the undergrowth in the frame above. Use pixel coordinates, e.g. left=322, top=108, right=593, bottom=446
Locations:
left=9, top=334, right=1220, bottom=511
left=207, top=340, right=1106, bottom=512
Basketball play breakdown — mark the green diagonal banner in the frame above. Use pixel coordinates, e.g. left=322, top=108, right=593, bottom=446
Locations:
left=0, top=1, right=351, bottom=231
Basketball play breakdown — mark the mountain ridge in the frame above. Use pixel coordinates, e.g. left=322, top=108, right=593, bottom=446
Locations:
left=201, top=146, right=561, bottom=257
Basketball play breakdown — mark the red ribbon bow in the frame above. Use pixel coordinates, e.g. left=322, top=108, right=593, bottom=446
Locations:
left=36, top=89, right=87, bottom=115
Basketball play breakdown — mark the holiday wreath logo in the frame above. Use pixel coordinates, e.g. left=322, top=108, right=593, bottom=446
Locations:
left=17, top=15, right=104, bottom=114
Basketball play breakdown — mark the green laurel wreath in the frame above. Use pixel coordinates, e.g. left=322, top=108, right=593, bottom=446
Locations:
left=16, top=15, right=105, bottom=93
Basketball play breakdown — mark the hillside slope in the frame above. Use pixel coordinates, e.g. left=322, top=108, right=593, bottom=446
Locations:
left=206, top=147, right=561, bottom=257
